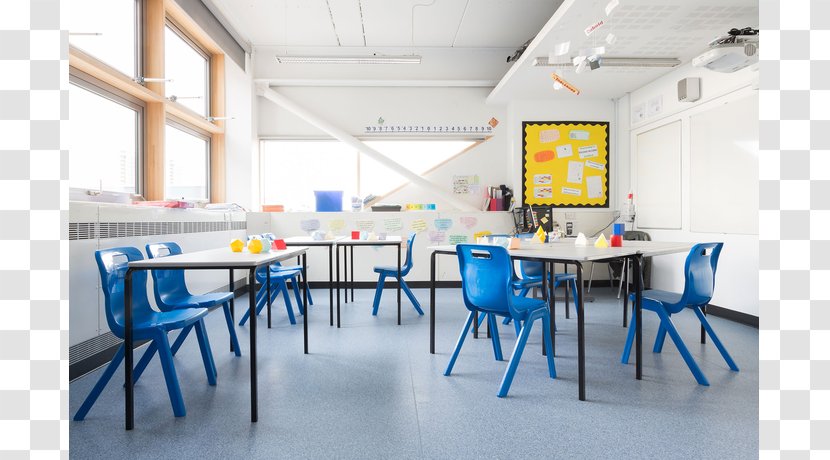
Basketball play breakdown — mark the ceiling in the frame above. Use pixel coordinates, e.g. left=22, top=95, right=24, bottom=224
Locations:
left=487, top=0, right=759, bottom=102
left=207, top=0, right=758, bottom=100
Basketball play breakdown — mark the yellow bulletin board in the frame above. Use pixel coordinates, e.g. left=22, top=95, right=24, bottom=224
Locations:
left=522, top=121, right=610, bottom=207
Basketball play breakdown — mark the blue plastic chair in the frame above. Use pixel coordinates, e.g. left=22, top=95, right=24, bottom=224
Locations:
left=621, top=243, right=739, bottom=385
left=445, top=244, right=555, bottom=397
left=259, top=233, right=314, bottom=306
left=237, top=265, right=306, bottom=326
left=73, top=247, right=216, bottom=421
left=144, top=242, right=241, bottom=361
left=371, top=232, right=424, bottom=316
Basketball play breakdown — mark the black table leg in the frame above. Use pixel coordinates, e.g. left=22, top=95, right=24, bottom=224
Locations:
left=124, top=268, right=134, bottom=430
left=229, top=269, right=235, bottom=352
left=267, top=267, right=272, bottom=329
left=634, top=255, right=642, bottom=381
left=542, top=260, right=549, bottom=356
left=623, top=261, right=629, bottom=327
left=329, top=245, right=334, bottom=327
left=336, top=245, right=341, bottom=328
left=430, top=251, right=436, bottom=354
left=397, top=243, right=402, bottom=326
left=350, top=245, right=354, bottom=303
left=564, top=263, right=570, bottom=319
left=303, top=252, right=308, bottom=354
left=249, top=268, right=258, bottom=422
left=701, top=305, right=707, bottom=344
left=548, top=261, right=555, bottom=356
left=577, top=262, right=585, bottom=401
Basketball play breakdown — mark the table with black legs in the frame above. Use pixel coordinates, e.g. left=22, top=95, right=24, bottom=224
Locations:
left=428, top=241, right=693, bottom=402
left=124, top=246, right=309, bottom=430
left=283, top=236, right=345, bottom=327
left=335, top=236, right=403, bottom=327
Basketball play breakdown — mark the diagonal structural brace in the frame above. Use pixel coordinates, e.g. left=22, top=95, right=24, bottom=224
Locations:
left=257, top=84, right=478, bottom=212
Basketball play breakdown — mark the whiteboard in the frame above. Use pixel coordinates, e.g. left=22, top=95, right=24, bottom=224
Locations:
left=636, top=120, right=682, bottom=229
left=690, top=94, right=759, bottom=234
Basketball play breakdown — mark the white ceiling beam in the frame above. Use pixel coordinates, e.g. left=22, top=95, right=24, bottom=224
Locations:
left=253, top=78, right=497, bottom=87
left=256, top=84, right=479, bottom=211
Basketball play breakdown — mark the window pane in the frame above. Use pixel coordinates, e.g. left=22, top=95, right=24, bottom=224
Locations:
left=69, top=0, right=137, bottom=77
left=69, top=82, right=139, bottom=194
left=359, top=140, right=475, bottom=197
left=165, top=125, right=208, bottom=200
left=165, top=26, right=209, bottom=116
left=261, top=141, right=357, bottom=212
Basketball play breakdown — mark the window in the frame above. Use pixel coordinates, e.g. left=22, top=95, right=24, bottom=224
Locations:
left=165, top=23, right=209, bottom=116
left=165, top=122, right=209, bottom=200
left=69, top=0, right=140, bottom=77
left=260, top=139, right=476, bottom=211
left=69, top=76, right=142, bottom=194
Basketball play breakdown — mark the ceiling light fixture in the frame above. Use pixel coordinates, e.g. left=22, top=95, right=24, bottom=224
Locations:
left=275, top=55, right=421, bottom=64
left=533, top=56, right=681, bottom=68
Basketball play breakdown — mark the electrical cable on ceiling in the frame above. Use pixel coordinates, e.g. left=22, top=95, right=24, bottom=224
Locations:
left=411, top=0, right=437, bottom=51
left=451, top=0, right=471, bottom=48
left=325, top=0, right=342, bottom=46
left=358, top=0, right=367, bottom=46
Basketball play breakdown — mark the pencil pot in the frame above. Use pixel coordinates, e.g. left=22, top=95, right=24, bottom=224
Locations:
left=314, top=190, right=343, bottom=212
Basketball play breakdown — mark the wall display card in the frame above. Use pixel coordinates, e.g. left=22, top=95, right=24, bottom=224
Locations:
left=569, top=130, right=590, bottom=140
left=328, top=219, right=345, bottom=231
left=539, top=129, right=560, bottom=143
left=383, top=218, right=403, bottom=232
left=433, top=218, right=453, bottom=231
left=578, top=145, right=599, bottom=159
left=459, top=216, right=478, bottom=229
left=448, top=234, right=468, bottom=245
left=300, top=219, right=321, bottom=232
left=586, top=175, right=603, bottom=198
left=428, top=230, right=447, bottom=244
left=411, top=219, right=428, bottom=232
left=522, top=121, right=609, bottom=207
left=585, top=160, right=605, bottom=170
left=356, top=220, right=375, bottom=231
left=534, top=174, right=552, bottom=184
left=555, top=144, right=574, bottom=158
left=452, top=174, right=479, bottom=194
left=567, top=161, right=584, bottom=184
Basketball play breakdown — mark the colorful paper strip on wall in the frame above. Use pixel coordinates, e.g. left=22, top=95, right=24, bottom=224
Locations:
left=522, top=121, right=609, bottom=207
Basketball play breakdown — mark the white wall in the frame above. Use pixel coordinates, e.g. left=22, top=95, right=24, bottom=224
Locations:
left=627, top=63, right=759, bottom=316
left=256, top=85, right=510, bottom=211
left=223, top=54, right=257, bottom=210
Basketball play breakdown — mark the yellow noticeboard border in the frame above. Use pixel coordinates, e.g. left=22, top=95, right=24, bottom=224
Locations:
left=521, top=121, right=610, bottom=208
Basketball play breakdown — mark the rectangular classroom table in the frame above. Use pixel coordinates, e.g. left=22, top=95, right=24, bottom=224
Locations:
left=428, top=240, right=693, bottom=401
left=336, top=236, right=403, bottom=327
left=283, top=236, right=346, bottom=326
left=124, top=246, right=309, bottom=430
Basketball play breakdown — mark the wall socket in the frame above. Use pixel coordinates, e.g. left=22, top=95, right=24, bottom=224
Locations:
left=566, top=221, right=574, bottom=236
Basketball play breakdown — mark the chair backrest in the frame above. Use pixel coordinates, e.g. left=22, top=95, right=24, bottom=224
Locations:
left=145, top=242, right=190, bottom=310
left=456, top=244, right=514, bottom=316
left=401, top=232, right=417, bottom=275
left=677, top=242, right=724, bottom=311
left=518, top=260, right=543, bottom=279
left=94, top=247, right=153, bottom=338
left=623, top=230, right=651, bottom=241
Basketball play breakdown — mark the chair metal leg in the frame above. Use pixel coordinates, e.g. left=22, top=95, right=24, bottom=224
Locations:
left=371, top=273, right=386, bottom=316
left=444, top=311, right=475, bottom=376
left=74, top=344, right=126, bottom=421
left=194, top=320, right=217, bottom=385
left=154, top=331, right=187, bottom=416
left=497, top=315, right=535, bottom=397
left=222, top=303, right=242, bottom=357
left=655, top=309, right=709, bottom=386
left=488, top=314, right=503, bottom=361
left=693, top=306, right=739, bottom=371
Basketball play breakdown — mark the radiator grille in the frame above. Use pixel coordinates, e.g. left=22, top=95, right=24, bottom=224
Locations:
left=68, top=221, right=247, bottom=240
left=69, top=332, right=122, bottom=366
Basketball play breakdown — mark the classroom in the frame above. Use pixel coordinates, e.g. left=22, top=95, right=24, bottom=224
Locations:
left=58, top=0, right=762, bottom=457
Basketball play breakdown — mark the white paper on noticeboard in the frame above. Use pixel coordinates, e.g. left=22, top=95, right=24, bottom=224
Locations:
left=567, top=161, right=584, bottom=184
left=587, top=175, right=603, bottom=198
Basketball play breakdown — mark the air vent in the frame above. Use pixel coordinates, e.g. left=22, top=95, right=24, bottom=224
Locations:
left=68, top=221, right=247, bottom=240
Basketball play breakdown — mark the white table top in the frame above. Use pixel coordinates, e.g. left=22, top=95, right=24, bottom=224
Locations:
left=128, top=246, right=309, bottom=269
left=283, top=236, right=346, bottom=245
left=337, top=236, right=403, bottom=245
left=429, top=240, right=693, bottom=261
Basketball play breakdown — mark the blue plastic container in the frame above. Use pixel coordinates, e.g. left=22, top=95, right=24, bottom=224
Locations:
left=314, top=190, right=343, bottom=212
left=613, top=223, right=625, bottom=235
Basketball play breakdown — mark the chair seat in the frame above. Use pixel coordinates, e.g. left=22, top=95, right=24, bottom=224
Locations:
left=129, top=307, right=210, bottom=339
left=373, top=265, right=405, bottom=275
left=512, top=272, right=577, bottom=289
left=160, top=292, right=233, bottom=310
left=477, top=295, right=547, bottom=322
left=629, top=289, right=683, bottom=313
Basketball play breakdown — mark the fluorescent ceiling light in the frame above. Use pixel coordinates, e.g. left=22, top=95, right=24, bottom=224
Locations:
left=276, top=55, right=421, bottom=64
left=533, top=56, right=681, bottom=68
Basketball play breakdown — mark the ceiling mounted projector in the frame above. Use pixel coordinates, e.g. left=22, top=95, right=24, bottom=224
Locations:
left=692, top=27, right=759, bottom=73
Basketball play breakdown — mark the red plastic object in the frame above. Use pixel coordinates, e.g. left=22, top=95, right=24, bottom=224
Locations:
left=610, top=234, right=623, bottom=247
left=273, top=239, right=287, bottom=250
left=351, top=231, right=360, bottom=240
